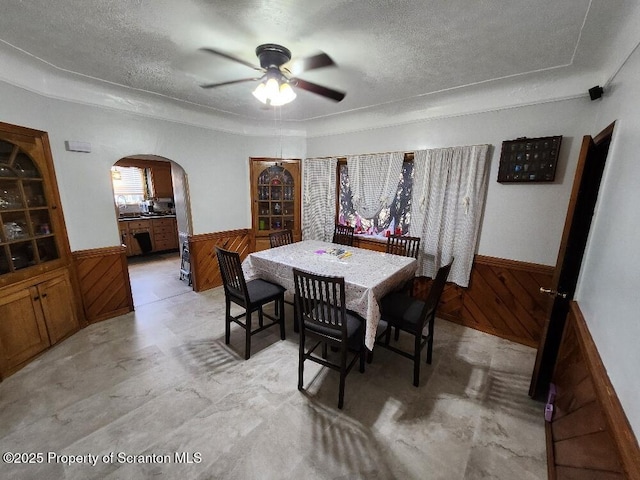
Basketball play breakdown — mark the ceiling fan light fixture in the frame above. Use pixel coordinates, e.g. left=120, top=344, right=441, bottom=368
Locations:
left=252, top=75, right=296, bottom=106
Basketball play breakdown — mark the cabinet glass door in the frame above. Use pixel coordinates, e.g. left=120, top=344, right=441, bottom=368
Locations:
left=0, top=140, right=59, bottom=274
left=257, top=165, right=295, bottom=232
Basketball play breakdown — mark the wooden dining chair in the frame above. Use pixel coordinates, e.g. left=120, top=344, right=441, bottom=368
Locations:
left=215, top=247, right=286, bottom=360
left=386, top=234, right=421, bottom=259
left=332, top=224, right=355, bottom=246
left=376, top=259, right=453, bottom=386
left=293, top=268, right=366, bottom=409
left=386, top=234, right=421, bottom=329
left=269, top=229, right=294, bottom=248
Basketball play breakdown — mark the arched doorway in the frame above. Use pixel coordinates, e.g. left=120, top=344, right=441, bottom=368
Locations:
left=111, top=155, right=193, bottom=306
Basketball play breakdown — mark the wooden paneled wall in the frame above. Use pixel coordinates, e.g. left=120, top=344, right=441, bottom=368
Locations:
left=72, top=246, right=133, bottom=324
left=189, top=229, right=251, bottom=292
left=413, top=255, right=553, bottom=347
left=547, top=302, right=640, bottom=479
left=70, top=232, right=550, bottom=347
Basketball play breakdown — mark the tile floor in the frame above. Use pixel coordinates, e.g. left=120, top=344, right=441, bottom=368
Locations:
left=0, top=254, right=547, bottom=479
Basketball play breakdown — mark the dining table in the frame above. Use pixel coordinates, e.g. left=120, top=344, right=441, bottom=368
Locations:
left=242, top=239, right=418, bottom=350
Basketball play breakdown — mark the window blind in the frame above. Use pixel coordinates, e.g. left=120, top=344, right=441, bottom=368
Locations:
left=112, top=166, right=145, bottom=196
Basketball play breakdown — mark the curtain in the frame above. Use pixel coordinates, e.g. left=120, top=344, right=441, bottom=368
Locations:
left=346, top=152, right=404, bottom=219
left=302, top=157, right=338, bottom=241
left=409, top=145, right=490, bottom=287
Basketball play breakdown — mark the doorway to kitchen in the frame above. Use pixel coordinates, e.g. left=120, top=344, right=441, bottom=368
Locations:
left=127, top=252, right=192, bottom=307
left=111, top=154, right=193, bottom=307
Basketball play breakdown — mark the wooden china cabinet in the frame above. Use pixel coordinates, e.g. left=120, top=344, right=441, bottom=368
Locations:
left=0, top=122, right=81, bottom=379
left=249, top=158, right=301, bottom=252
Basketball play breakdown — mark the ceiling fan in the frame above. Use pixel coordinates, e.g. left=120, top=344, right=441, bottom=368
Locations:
left=199, top=43, right=346, bottom=106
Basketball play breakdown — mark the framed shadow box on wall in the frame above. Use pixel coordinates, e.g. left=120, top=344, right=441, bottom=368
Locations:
left=497, top=136, right=562, bottom=183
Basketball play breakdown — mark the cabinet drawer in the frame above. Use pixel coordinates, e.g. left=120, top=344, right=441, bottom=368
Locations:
left=154, top=233, right=174, bottom=242
left=130, top=228, right=152, bottom=235
left=126, top=220, right=152, bottom=229
left=153, top=225, right=175, bottom=234
left=154, top=239, right=177, bottom=250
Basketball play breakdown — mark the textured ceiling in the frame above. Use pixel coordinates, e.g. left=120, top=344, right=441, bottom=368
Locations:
left=0, top=0, right=635, bottom=122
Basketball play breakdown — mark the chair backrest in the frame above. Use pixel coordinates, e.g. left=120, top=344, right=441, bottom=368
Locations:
left=386, top=235, right=421, bottom=259
left=293, top=268, right=348, bottom=338
left=215, top=247, right=249, bottom=302
left=421, top=259, right=454, bottom=323
left=269, top=229, right=294, bottom=248
left=333, top=224, right=355, bottom=246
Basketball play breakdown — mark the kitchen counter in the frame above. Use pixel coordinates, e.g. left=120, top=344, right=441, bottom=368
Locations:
left=118, top=214, right=176, bottom=221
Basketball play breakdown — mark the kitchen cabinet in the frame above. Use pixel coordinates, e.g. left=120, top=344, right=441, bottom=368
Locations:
left=250, top=158, right=301, bottom=252
left=120, top=219, right=153, bottom=256
left=0, top=269, right=79, bottom=378
left=152, top=217, right=178, bottom=251
left=119, top=216, right=178, bottom=257
left=151, top=164, right=173, bottom=198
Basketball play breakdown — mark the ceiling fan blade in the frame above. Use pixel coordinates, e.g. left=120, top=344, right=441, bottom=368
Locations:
left=287, top=52, right=335, bottom=74
left=200, top=77, right=260, bottom=89
left=292, top=78, right=346, bottom=102
left=199, top=47, right=263, bottom=71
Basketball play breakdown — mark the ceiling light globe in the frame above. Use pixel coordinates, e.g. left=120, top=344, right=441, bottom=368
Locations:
left=264, top=78, right=280, bottom=100
left=252, top=83, right=268, bottom=104
left=278, top=83, right=297, bottom=105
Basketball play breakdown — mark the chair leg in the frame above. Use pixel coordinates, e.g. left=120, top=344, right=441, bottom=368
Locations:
left=394, top=326, right=400, bottom=341
left=385, top=324, right=392, bottom=346
left=426, top=318, right=435, bottom=364
left=225, top=300, right=231, bottom=345
left=426, top=335, right=433, bottom=365
left=245, top=311, right=252, bottom=360
left=258, top=307, right=264, bottom=328
left=322, top=342, right=328, bottom=359
left=279, top=297, right=286, bottom=340
left=338, top=347, right=348, bottom=409
left=298, top=333, right=305, bottom=391
left=359, top=347, right=366, bottom=373
left=338, top=374, right=346, bottom=409
left=413, top=334, right=421, bottom=387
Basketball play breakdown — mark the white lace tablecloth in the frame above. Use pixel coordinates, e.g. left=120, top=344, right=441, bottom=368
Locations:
left=242, top=240, right=417, bottom=350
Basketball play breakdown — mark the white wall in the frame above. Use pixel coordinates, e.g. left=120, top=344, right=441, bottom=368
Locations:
left=2, top=54, right=638, bottom=441
left=576, top=45, right=640, bottom=437
left=0, top=81, right=306, bottom=251
left=306, top=99, right=596, bottom=266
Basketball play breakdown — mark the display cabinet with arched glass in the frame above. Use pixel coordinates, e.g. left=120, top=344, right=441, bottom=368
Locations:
left=250, top=158, right=301, bottom=251
left=0, top=139, right=60, bottom=276
left=0, top=122, right=79, bottom=380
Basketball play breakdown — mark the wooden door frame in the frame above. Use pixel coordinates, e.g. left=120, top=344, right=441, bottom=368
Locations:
left=529, top=122, right=615, bottom=399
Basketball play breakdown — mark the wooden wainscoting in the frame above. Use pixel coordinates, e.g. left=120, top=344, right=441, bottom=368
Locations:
left=547, top=302, right=640, bottom=479
left=72, top=246, right=133, bottom=324
left=413, top=255, right=553, bottom=347
left=189, top=229, right=251, bottom=292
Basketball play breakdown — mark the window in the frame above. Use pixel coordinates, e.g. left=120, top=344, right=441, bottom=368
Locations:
left=338, top=159, right=414, bottom=237
left=111, top=166, right=146, bottom=206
